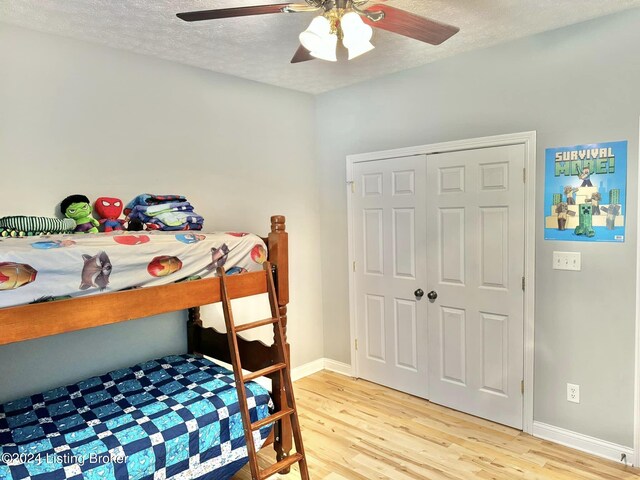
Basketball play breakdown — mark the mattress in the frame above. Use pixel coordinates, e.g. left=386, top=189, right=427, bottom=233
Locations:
left=0, top=355, right=273, bottom=480
left=0, top=231, right=268, bottom=308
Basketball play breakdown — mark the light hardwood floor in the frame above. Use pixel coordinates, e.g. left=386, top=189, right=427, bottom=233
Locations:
left=234, top=371, right=640, bottom=479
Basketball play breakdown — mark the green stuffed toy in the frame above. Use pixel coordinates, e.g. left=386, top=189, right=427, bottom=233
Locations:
left=61, top=194, right=100, bottom=234
left=574, top=203, right=595, bottom=238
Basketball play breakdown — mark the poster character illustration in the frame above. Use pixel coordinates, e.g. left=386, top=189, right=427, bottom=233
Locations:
left=544, top=141, right=627, bottom=242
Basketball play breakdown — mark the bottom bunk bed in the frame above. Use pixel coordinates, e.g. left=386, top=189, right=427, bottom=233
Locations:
left=0, top=216, right=295, bottom=480
left=0, top=355, right=273, bottom=480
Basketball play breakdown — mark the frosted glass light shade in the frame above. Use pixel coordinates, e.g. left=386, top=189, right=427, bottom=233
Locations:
left=341, top=13, right=365, bottom=35
left=311, top=34, right=338, bottom=62
left=347, top=40, right=375, bottom=60
left=341, top=11, right=374, bottom=59
left=299, top=16, right=331, bottom=53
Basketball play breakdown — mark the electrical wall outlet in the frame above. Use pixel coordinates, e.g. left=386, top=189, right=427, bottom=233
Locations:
left=567, top=383, right=580, bottom=403
left=553, top=251, right=582, bottom=271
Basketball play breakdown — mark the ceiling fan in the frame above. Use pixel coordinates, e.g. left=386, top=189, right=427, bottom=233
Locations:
left=176, top=1, right=460, bottom=63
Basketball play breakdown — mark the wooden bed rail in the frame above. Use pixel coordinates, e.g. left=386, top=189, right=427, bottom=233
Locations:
left=0, top=272, right=267, bottom=346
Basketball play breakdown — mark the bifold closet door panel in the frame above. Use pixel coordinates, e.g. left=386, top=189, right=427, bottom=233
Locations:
left=352, top=155, right=429, bottom=399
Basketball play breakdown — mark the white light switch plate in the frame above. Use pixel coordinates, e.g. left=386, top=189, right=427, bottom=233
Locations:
left=553, top=251, right=581, bottom=271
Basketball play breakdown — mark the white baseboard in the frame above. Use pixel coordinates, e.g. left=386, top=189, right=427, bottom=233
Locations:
left=213, top=356, right=350, bottom=387
left=532, top=421, right=635, bottom=466
left=290, top=358, right=325, bottom=382
left=290, top=358, right=353, bottom=382
left=323, top=359, right=353, bottom=376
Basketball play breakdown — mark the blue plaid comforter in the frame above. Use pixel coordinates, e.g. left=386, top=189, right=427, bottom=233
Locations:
left=0, top=355, right=273, bottom=480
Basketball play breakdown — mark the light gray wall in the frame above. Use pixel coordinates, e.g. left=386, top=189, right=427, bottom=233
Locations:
left=0, top=315, right=188, bottom=402
left=0, top=24, right=323, bottom=402
left=316, top=9, right=640, bottom=446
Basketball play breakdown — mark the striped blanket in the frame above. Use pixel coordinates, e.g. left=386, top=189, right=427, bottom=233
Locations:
left=0, top=217, right=76, bottom=238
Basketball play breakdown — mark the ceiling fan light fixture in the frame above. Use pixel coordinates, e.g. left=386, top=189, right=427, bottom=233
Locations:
left=177, top=3, right=461, bottom=65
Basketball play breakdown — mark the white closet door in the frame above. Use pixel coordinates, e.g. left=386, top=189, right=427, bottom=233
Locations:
left=353, top=155, right=429, bottom=398
left=426, top=145, right=525, bottom=429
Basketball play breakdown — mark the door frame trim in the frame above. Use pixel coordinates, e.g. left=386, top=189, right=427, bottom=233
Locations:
left=346, top=131, right=537, bottom=434
left=635, top=117, right=640, bottom=466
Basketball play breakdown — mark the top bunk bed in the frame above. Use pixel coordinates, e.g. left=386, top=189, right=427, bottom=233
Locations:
left=0, top=215, right=289, bottom=347
left=0, top=215, right=296, bottom=480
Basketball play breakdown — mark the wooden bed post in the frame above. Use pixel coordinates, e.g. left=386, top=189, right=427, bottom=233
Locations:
left=187, top=307, right=202, bottom=354
left=267, top=215, right=293, bottom=468
left=268, top=215, right=289, bottom=343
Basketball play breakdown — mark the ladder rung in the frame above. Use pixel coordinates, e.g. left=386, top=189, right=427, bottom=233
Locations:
left=251, top=407, right=294, bottom=431
left=235, top=317, right=278, bottom=332
left=243, top=363, right=286, bottom=382
left=260, top=453, right=304, bottom=479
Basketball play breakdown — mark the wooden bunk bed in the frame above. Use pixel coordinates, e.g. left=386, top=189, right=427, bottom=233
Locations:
left=0, top=215, right=295, bottom=478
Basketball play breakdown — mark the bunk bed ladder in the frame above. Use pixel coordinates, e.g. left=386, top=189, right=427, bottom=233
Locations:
left=218, top=263, right=310, bottom=480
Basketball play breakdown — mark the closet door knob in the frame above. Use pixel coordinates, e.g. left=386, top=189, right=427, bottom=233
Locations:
left=414, top=289, right=424, bottom=299
left=427, top=290, right=438, bottom=300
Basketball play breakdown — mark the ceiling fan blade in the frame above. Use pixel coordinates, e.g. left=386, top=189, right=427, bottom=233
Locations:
left=177, top=3, right=315, bottom=22
left=291, top=44, right=316, bottom=64
left=363, top=5, right=459, bottom=45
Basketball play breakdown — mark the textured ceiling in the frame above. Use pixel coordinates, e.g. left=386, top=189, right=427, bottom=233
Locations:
left=2, top=1, right=640, bottom=94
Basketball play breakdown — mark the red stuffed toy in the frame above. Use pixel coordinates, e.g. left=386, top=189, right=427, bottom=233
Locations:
left=95, top=197, right=125, bottom=232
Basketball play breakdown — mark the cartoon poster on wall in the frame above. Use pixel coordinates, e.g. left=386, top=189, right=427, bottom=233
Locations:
left=544, top=140, right=627, bottom=242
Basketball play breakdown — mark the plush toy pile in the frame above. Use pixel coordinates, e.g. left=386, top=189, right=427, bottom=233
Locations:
left=124, top=194, right=204, bottom=231
left=2, top=193, right=204, bottom=237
